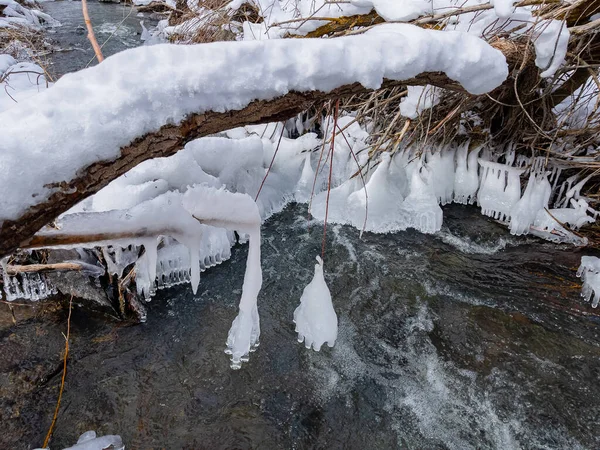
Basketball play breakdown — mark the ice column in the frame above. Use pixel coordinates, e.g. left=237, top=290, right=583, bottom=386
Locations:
left=182, top=186, right=263, bottom=369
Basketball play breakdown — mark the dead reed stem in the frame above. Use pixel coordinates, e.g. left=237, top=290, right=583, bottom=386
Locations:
left=42, top=294, right=73, bottom=448
left=322, top=100, right=339, bottom=259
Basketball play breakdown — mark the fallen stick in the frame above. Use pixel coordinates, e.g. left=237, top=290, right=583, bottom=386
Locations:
left=82, top=0, right=104, bottom=63
left=4, top=262, right=90, bottom=275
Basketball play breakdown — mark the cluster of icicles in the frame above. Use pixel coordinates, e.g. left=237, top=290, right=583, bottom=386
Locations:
left=2, top=120, right=598, bottom=367
left=1, top=271, right=56, bottom=302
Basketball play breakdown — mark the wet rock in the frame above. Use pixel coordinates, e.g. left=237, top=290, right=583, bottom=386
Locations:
left=46, top=249, right=117, bottom=318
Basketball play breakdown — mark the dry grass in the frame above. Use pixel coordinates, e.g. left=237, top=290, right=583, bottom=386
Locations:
left=0, top=24, right=53, bottom=81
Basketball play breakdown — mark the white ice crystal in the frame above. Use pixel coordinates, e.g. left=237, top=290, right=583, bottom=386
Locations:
left=577, top=256, right=600, bottom=308
left=453, top=142, right=480, bottom=205
left=426, top=146, right=456, bottom=206
left=294, top=256, right=338, bottom=351
left=533, top=19, right=570, bottom=78
left=33, top=430, right=124, bottom=450
left=477, top=160, right=524, bottom=222
left=182, top=186, right=263, bottom=369
left=401, top=163, right=443, bottom=234
left=534, top=199, right=595, bottom=233
left=509, top=173, right=552, bottom=236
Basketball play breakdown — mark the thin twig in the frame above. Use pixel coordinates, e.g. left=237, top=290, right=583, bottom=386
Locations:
left=322, top=100, right=339, bottom=259
left=82, top=0, right=104, bottom=63
left=42, top=294, right=73, bottom=448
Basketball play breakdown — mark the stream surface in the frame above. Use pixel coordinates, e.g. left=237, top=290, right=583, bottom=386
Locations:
left=2, top=204, right=600, bottom=449
left=1, top=3, right=600, bottom=449
left=42, top=0, right=154, bottom=78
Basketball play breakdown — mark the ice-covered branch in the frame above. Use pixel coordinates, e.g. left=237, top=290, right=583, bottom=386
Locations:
left=0, top=24, right=508, bottom=257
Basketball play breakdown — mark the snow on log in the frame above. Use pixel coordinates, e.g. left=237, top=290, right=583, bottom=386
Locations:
left=0, top=24, right=508, bottom=257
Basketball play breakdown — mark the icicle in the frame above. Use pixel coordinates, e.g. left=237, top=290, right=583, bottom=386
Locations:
left=294, top=152, right=315, bottom=203
left=156, top=241, right=191, bottom=290
left=293, top=256, right=338, bottom=351
left=477, top=160, right=524, bottom=222
left=1, top=270, right=57, bottom=302
left=189, top=243, right=201, bottom=295
left=225, top=226, right=262, bottom=369
left=401, top=163, right=443, bottom=234
left=453, top=143, right=480, bottom=205
left=346, top=152, right=406, bottom=233
left=134, top=238, right=159, bottom=301
left=182, top=186, right=263, bottom=369
left=102, top=245, right=139, bottom=278
left=510, top=173, right=552, bottom=235
left=426, top=146, right=455, bottom=205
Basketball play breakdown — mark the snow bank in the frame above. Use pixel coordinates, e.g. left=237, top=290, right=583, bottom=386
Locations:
left=0, top=0, right=58, bottom=29
left=351, top=0, right=430, bottom=22
left=0, top=24, right=507, bottom=224
left=0, top=61, right=50, bottom=112
left=532, top=19, right=569, bottom=78
left=1, top=0, right=55, bottom=112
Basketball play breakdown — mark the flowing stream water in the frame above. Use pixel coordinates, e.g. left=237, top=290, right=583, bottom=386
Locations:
left=41, top=0, right=153, bottom=78
left=1, top=3, right=600, bottom=449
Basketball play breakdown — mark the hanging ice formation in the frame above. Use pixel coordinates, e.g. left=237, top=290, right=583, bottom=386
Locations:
left=425, top=146, right=456, bottom=205
left=0, top=253, right=104, bottom=302
left=4, top=121, right=598, bottom=308
left=3, top=113, right=599, bottom=366
left=1, top=268, right=57, bottom=302
left=509, top=172, right=552, bottom=235
left=477, top=160, right=524, bottom=222
left=577, top=257, right=600, bottom=308
left=294, top=152, right=316, bottom=203
left=346, top=152, right=406, bottom=232
left=293, top=256, right=338, bottom=351
left=533, top=199, right=595, bottom=235
left=453, top=142, right=480, bottom=205
left=182, top=186, right=263, bottom=369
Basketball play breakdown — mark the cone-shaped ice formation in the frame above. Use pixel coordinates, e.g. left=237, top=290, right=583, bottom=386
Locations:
left=293, top=256, right=338, bottom=351
left=426, top=146, right=456, bottom=206
left=347, top=152, right=406, bottom=232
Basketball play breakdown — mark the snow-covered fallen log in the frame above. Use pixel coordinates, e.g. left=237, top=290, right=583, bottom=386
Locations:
left=0, top=24, right=509, bottom=257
